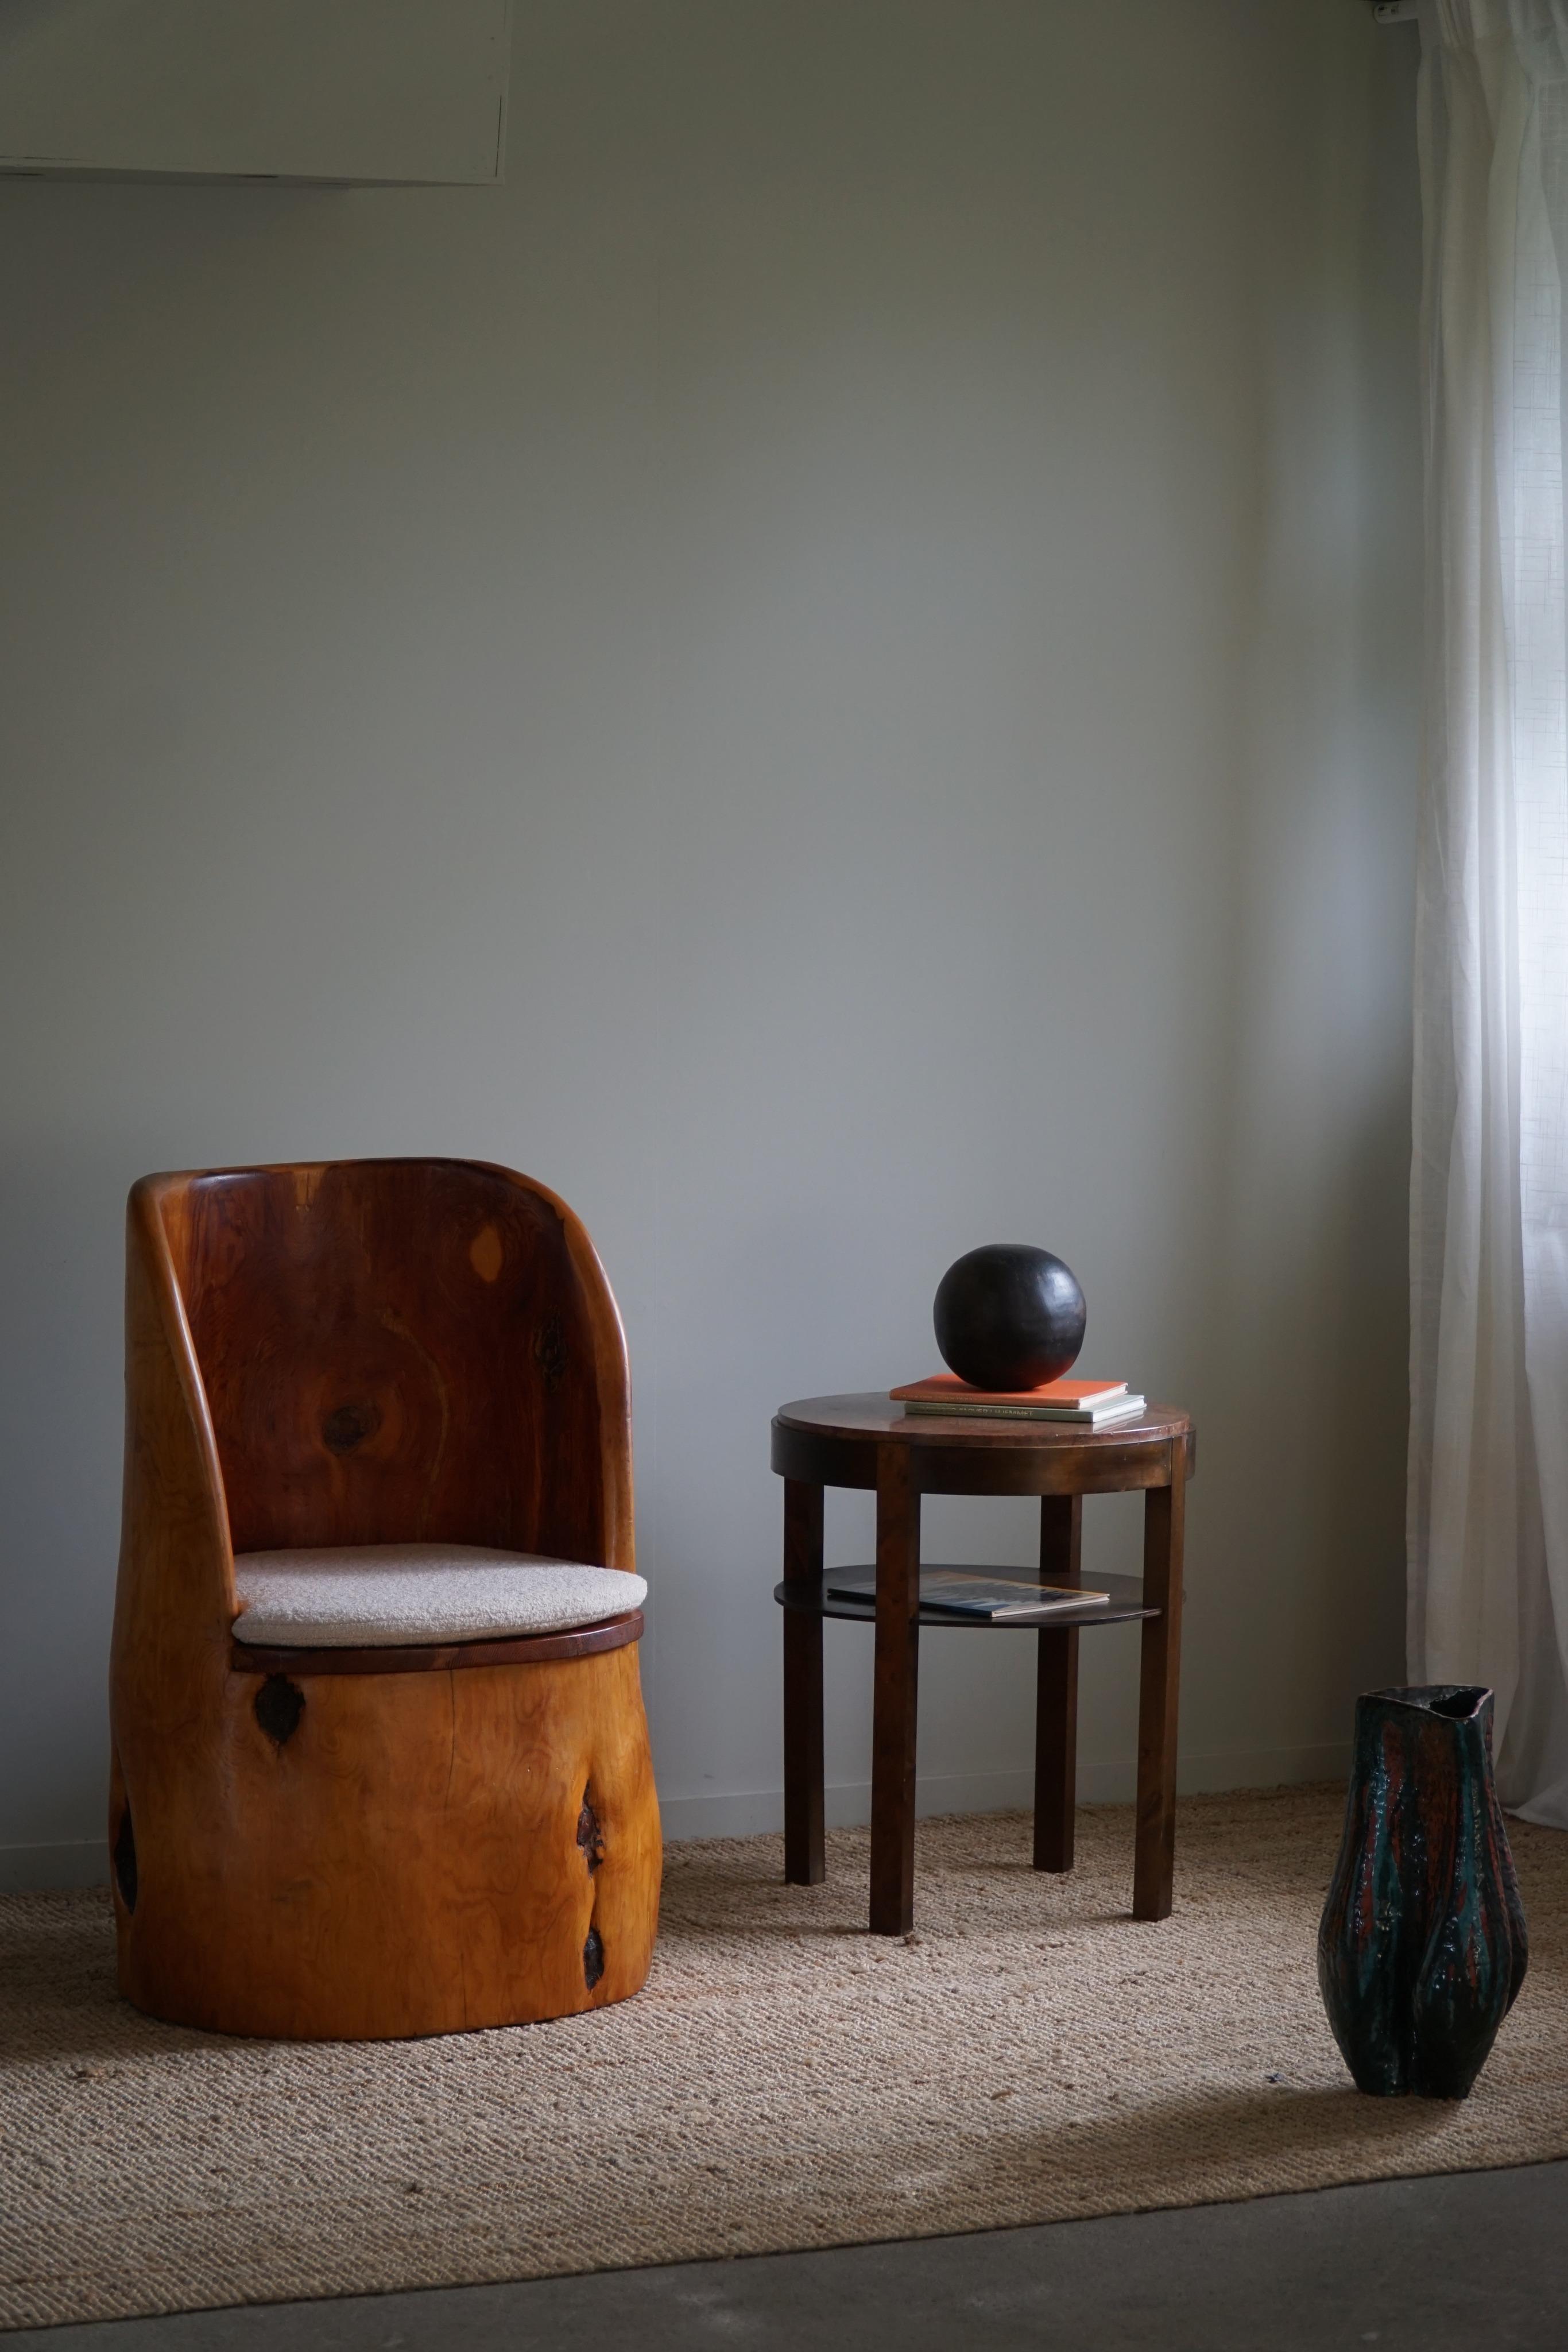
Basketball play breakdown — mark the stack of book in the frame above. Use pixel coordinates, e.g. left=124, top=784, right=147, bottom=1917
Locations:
left=889, top=1375, right=1146, bottom=1425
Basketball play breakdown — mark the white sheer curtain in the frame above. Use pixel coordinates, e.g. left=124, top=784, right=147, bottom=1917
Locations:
left=1411, top=0, right=1568, bottom=1824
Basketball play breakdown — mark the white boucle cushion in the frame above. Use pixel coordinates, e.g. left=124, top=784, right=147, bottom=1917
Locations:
left=232, top=1544, right=645, bottom=1648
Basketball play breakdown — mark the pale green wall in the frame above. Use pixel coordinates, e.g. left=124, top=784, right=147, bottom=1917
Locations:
left=0, top=0, right=1422, bottom=1879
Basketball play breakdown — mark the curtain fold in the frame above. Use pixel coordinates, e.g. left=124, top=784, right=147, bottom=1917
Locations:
left=1411, top=0, right=1568, bottom=1824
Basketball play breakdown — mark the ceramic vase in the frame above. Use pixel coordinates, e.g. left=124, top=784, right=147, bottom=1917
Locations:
left=1317, top=1685, right=1527, bottom=2099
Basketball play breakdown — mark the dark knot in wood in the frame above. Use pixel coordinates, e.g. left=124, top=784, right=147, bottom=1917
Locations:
left=533, top=1317, right=567, bottom=1393
left=322, top=1402, right=381, bottom=1454
left=113, top=1807, right=138, bottom=1912
left=583, top=1926, right=605, bottom=1990
left=254, top=1674, right=305, bottom=1747
left=576, top=1789, right=605, bottom=1874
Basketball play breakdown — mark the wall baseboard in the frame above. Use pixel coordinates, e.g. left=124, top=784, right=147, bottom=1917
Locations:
left=0, top=1744, right=1351, bottom=1889
left=657, top=1740, right=1352, bottom=1844
left=0, top=1839, right=111, bottom=1893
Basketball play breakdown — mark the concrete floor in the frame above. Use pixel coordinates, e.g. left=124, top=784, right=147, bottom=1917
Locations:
left=13, top=2163, right=1566, bottom=2351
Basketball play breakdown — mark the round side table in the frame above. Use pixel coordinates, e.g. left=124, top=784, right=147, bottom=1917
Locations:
left=770, top=1393, right=1197, bottom=1936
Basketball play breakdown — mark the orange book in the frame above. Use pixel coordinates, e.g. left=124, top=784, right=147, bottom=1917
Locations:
left=890, top=1375, right=1128, bottom=1406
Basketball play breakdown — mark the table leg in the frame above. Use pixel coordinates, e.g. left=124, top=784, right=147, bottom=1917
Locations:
left=1033, top=1494, right=1083, bottom=1872
left=783, top=1477, right=826, bottom=1886
left=1133, top=1453, right=1187, bottom=1920
left=870, top=1444, right=921, bottom=1935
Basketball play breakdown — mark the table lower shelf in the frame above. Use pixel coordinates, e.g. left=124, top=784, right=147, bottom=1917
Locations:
left=774, top=1563, right=1157, bottom=1631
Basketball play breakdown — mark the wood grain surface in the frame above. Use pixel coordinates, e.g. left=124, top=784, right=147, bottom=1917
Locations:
left=870, top=1444, right=921, bottom=1935
left=1033, top=1493, right=1083, bottom=1874
left=771, top=1390, right=1194, bottom=1937
left=109, top=1160, right=660, bottom=2038
left=781, top=1479, right=825, bottom=1887
left=230, top=1609, right=645, bottom=1678
left=771, top=1392, right=1195, bottom=1497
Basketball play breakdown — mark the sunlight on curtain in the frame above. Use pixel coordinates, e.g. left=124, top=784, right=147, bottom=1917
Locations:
left=1412, top=0, right=1568, bottom=1823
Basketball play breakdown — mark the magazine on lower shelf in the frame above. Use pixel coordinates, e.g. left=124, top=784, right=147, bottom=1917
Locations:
left=824, top=1568, right=1111, bottom=1621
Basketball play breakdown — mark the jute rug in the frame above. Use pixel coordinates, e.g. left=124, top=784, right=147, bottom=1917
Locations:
left=3, top=1785, right=1567, bottom=2331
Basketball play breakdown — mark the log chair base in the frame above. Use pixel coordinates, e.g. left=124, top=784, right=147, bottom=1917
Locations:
left=111, top=1639, right=661, bottom=2042
left=111, top=1159, right=661, bottom=2043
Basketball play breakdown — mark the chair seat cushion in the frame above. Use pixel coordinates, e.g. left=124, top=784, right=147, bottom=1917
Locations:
left=232, top=1544, right=646, bottom=1648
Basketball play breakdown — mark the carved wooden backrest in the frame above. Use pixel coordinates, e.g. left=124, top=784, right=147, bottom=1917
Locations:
left=149, top=1159, right=632, bottom=1570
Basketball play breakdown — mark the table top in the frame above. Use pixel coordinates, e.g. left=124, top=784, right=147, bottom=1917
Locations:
left=771, top=1392, right=1194, bottom=1496
left=775, top=1392, right=1191, bottom=1449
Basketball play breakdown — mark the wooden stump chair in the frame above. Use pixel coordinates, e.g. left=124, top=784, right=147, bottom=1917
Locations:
left=109, top=1158, right=661, bottom=2040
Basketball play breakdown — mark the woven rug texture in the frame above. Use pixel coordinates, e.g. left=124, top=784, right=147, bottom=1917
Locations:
left=3, top=1784, right=1567, bottom=2331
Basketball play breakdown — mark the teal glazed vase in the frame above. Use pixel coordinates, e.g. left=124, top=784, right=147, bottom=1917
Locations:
left=1318, top=1686, right=1527, bottom=2099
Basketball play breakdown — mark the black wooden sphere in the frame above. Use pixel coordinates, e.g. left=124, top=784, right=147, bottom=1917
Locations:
left=932, top=1244, right=1086, bottom=1391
